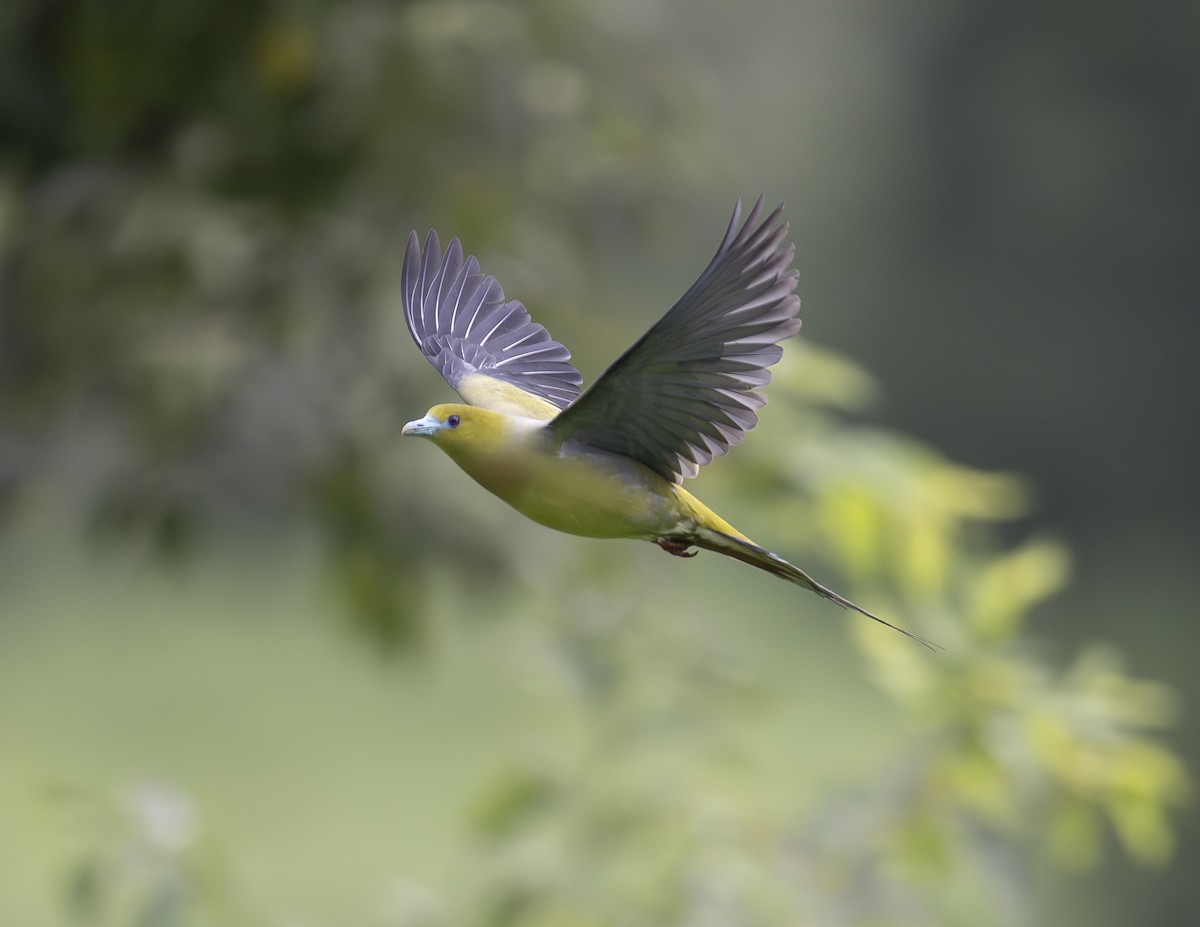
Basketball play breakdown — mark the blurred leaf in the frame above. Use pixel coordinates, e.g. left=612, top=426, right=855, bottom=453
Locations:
left=973, top=540, right=1071, bottom=642
left=851, top=615, right=937, bottom=708
left=817, top=482, right=884, bottom=581
left=332, top=544, right=424, bottom=655
left=772, top=345, right=880, bottom=412
left=1107, top=790, right=1177, bottom=867
left=1047, top=797, right=1103, bottom=871
left=942, top=749, right=1018, bottom=826
left=472, top=768, right=559, bottom=840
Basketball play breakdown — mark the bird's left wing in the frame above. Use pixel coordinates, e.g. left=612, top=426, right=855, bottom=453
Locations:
left=550, top=198, right=801, bottom=482
left=402, top=231, right=583, bottom=419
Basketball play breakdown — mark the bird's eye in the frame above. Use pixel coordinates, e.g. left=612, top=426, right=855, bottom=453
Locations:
left=447, top=414, right=461, bottom=428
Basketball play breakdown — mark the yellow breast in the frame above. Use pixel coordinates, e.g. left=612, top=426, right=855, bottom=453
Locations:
left=432, top=409, right=684, bottom=539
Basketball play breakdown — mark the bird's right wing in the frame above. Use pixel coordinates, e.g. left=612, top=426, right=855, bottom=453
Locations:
left=550, top=199, right=802, bottom=481
left=402, top=231, right=583, bottom=419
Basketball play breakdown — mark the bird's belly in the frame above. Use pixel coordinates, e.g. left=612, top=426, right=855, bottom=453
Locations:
left=499, top=450, right=682, bottom=540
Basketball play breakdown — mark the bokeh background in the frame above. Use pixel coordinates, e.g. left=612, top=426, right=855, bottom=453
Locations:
left=1, top=1, right=1196, bottom=925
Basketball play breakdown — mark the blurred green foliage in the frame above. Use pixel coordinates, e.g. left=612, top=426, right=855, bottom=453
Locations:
left=0, top=1, right=1190, bottom=926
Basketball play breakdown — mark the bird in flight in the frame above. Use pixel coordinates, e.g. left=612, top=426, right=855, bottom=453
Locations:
left=401, top=198, right=933, bottom=647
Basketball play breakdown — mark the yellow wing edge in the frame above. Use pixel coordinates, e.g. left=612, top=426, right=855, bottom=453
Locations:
left=458, top=372, right=563, bottom=420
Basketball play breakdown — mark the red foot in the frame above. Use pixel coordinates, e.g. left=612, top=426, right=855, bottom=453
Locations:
left=656, top=538, right=698, bottom=558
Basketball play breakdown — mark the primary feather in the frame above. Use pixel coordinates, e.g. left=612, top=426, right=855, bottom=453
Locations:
left=402, top=231, right=583, bottom=417
left=549, top=197, right=801, bottom=482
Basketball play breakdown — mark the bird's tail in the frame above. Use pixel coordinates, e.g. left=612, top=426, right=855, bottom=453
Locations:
left=689, top=527, right=939, bottom=650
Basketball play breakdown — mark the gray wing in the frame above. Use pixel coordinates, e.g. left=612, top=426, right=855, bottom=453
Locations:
left=402, top=231, right=583, bottom=415
left=550, top=198, right=801, bottom=482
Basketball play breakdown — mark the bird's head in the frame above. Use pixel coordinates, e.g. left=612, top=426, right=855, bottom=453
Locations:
left=402, top=402, right=528, bottom=459
left=402, top=403, right=476, bottom=444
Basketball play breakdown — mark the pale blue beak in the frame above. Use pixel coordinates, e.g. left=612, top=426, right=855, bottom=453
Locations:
left=401, top=413, right=442, bottom=437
